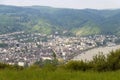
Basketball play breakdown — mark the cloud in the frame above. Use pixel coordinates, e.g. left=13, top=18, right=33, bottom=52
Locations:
left=0, top=0, right=120, bottom=9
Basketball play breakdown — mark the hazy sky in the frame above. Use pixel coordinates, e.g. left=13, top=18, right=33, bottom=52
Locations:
left=0, top=0, right=120, bottom=9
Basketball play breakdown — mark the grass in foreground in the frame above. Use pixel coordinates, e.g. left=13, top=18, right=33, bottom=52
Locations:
left=0, top=68, right=120, bottom=80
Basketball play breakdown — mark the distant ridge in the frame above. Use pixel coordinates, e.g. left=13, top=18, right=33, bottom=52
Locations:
left=0, top=5, right=120, bottom=36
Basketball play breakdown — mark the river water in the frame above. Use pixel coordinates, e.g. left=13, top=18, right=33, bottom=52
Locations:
left=72, top=45, right=120, bottom=61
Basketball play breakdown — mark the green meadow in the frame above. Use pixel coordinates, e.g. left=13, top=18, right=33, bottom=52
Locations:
left=0, top=68, right=120, bottom=80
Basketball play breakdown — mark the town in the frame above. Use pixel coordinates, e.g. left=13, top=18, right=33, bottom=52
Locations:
left=0, top=31, right=119, bottom=66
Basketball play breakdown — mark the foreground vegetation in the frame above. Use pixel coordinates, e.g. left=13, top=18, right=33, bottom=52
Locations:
left=65, top=49, right=120, bottom=71
left=1, top=67, right=120, bottom=80
left=0, top=49, right=120, bottom=80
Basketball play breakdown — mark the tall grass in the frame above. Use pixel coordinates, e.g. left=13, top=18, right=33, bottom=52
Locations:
left=0, top=68, right=120, bottom=80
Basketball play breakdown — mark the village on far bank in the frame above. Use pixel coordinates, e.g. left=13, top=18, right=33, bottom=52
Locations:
left=0, top=31, right=119, bottom=67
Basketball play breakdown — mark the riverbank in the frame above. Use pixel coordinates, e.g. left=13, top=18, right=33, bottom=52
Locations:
left=73, top=45, right=120, bottom=61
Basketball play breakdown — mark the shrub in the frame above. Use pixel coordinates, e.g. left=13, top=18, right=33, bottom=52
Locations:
left=0, top=63, right=9, bottom=69
left=34, top=59, right=58, bottom=71
left=90, top=53, right=107, bottom=71
left=65, top=60, right=90, bottom=71
left=107, top=49, right=120, bottom=71
left=64, top=49, right=120, bottom=72
left=0, top=63, right=23, bottom=70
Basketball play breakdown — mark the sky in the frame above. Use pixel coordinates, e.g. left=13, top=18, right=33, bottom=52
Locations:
left=0, top=0, right=120, bottom=9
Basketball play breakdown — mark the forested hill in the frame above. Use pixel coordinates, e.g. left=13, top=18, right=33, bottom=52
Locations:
left=0, top=5, right=120, bottom=36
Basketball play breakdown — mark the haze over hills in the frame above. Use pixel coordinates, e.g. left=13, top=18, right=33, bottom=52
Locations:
left=0, top=5, right=120, bottom=36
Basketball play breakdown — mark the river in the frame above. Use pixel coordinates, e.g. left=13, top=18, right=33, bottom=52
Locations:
left=72, top=45, right=120, bottom=61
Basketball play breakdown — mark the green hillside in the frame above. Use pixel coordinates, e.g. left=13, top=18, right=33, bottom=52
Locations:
left=72, top=21, right=101, bottom=36
left=0, top=5, right=120, bottom=35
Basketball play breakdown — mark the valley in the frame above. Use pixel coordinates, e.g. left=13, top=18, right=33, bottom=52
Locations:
left=0, top=31, right=119, bottom=66
left=0, top=1, right=120, bottom=80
